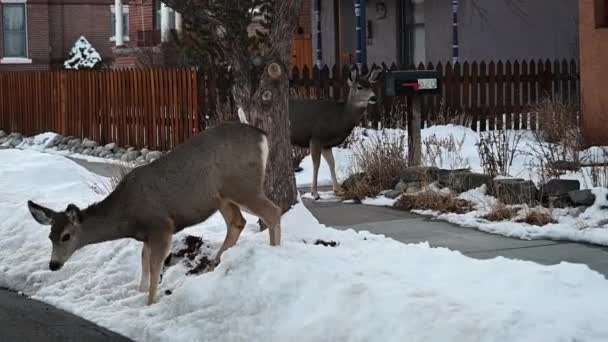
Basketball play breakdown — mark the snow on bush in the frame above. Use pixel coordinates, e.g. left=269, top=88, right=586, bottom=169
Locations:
left=3, top=149, right=608, bottom=341
left=64, top=36, right=102, bottom=70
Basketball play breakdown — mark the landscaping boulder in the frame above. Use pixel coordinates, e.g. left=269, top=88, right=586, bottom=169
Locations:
left=47, top=135, right=63, bottom=148
left=399, top=167, right=440, bottom=183
left=9, top=137, right=22, bottom=147
left=539, top=179, right=580, bottom=207
left=146, top=151, right=162, bottom=162
left=383, top=189, right=402, bottom=199
left=341, top=172, right=366, bottom=191
left=441, top=172, right=493, bottom=193
left=8, top=132, right=22, bottom=139
left=140, top=148, right=150, bottom=157
left=494, top=179, right=538, bottom=205
left=0, top=137, right=7, bottom=145
left=0, top=130, right=6, bottom=138
left=135, top=156, right=146, bottom=163
left=117, top=147, right=127, bottom=154
left=82, top=148, right=93, bottom=155
left=121, top=150, right=139, bottom=162
left=568, top=190, right=596, bottom=207
left=62, top=136, right=73, bottom=145
left=104, top=142, right=117, bottom=151
left=82, top=139, right=98, bottom=148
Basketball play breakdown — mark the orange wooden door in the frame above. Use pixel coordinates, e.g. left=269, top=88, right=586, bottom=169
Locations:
left=290, top=34, right=312, bottom=71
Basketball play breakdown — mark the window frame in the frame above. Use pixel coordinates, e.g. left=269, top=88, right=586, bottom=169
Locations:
left=1, top=0, right=30, bottom=64
left=110, top=4, right=130, bottom=42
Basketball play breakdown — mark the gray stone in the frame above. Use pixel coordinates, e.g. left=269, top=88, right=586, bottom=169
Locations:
left=395, top=180, right=424, bottom=193
left=140, top=148, right=150, bottom=156
left=124, top=150, right=139, bottom=162
left=0, top=137, right=8, bottom=145
left=46, top=135, right=63, bottom=148
left=126, top=146, right=135, bottom=152
left=57, top=144, right=68, bottom=151
left=442, top=172, right=493, bottom=193
left=94, top=146, right=103, bottom=153
left=75, top=147, right=84, bottom=154
left=98, top=150, right=109, bottom=158
left=82, top=139, right=98, bottom=148
left=9, top=138, right=22, bottom=147
left=384, top=189, right=403, bottom=199
left=8, top=132, right=22, bottom=139
left=61, top=136, right=72, bottom=145
left=494, top=179, right=538, bottom=205
left=82, top=148, right=93, bottom=155
left=539, top=179, right=580, bottom=198
left=104, top=142, right=117, bottom=151
left=568, top=190, right=596, bottom=207
left=145, top=151, right=162, bottom=162
left=399, top=166, right=440, bottom=183
left=341, top=172, right=366, bottom=191
left=136, top=156, right=146, bottom=163
left=115, top=147, right=125, bottom=154
left=0, top=130, right=6, bottom=138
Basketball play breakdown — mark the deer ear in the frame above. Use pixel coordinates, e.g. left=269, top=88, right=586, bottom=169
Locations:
left=368, top=68, right=382, bottom=84
left=66, top=204, right=82, bottom=224
left=348, top=66, right=359, bottom=86
left=27, top=201, right=55, bottom=225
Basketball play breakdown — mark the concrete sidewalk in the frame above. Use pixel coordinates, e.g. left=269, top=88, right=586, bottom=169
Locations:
left=303, top=198, right=608, bottom=277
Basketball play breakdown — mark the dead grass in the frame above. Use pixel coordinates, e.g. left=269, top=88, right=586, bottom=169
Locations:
left=517, top=208, right=556, bottom=226
left=535, top=97, right=580, bottom=144
left=482, top=202, right=518, bottom=222
left=394, top=191, right=472, bottom=214
left=342, top=131, right=408, bottom=201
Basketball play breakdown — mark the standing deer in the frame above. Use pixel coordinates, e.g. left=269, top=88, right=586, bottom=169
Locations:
left=290, top=66, right=381, bottom=199
left=27, top=123, right=281, bottom=305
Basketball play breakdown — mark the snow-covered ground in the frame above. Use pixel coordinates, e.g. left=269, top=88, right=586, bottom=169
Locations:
left=4, top=149, right=608, bottom=341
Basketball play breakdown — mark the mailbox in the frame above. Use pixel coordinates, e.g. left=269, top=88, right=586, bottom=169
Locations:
left=384, top=70, right=441, bottom=97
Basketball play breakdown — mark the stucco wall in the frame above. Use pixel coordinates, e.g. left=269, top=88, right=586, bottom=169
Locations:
left=580, top=0, right=608, bottom=145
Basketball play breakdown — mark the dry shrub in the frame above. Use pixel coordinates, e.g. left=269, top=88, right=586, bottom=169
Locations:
left=394, top=191, right=472, bottom=214
left=535, top=97, right=580, bottom=144
left=343, top=131, right=408, bottom=201
left=423, top=133, right=469, bottom=169
left=482, top=202, right=517, bottom=222
left=581, top=147, right=608, bottom=188
left=89, top=162, right=134, bottom=196
left=517, top=208, right=556, bottom=226
left=477, top=129, right=524, bottom=177
left=428, top=99, right=474, bottom=128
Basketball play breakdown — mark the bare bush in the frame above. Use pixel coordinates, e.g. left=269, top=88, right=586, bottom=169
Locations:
left=517, top=207, right=556, bottom=226
left=394, top=190, right=472, bottom=214
left=535, top=98, right=580, bottom=144
left=423, top=133, right=469, bottom=169
left=343, top=131, right=408, bottom=201
left=428, top=99, right=474, bottom=128
left=581, top=147, right=608, bottom=188
left=482, top=202, right=517, bottom=222
left=477, top=129, right=524, bottom=177
left=89, top=162, right=134, bottom=196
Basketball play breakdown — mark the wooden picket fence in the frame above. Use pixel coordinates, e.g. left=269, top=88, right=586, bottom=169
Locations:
left=289, top=59, right=580, bottom=131
left=0, top=59, right=580, bottom=152
left=0, top=68, right=200, bottom=150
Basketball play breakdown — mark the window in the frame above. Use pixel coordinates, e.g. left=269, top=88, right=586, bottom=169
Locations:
left=2, top=4, right=27, bottom=58
left=110, top=5, right=129, bottom=41
left=595, top=0, right=608, bottom=28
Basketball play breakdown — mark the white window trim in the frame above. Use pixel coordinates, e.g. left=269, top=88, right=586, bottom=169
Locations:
left=0, top=57, right=32, bottom=64
left=2, top=1, right=29, bottom=59
left=110, top=4, right=129, bottom=42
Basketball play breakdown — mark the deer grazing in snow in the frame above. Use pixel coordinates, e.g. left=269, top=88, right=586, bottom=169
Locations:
left=27, top=123, right=281, bottom=305
left=290, top=66, right=381, bottom=199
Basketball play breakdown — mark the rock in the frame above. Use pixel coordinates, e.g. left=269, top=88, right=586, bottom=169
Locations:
left=117, top=147, right=127, bottom=154
left=75, top=147, right=84, bottom=154
left=94, top=146, right=103, bottom=153
left=82, top=148, right=93, bottom=155
left=8, top=132, right=22, bottom=139
left=0, top=130, right=6, bottom=138
left=57, top=144, right=68, bottom=151
left=568, top=190, right=596, bottom=207
left=399, top=166, right=440, bottom=183
left=494, top=179, right=538, bottom=205
left=104, top=142, right=117, bottom=151
left=442, top=172, right=493, bottom=193
left=540, top=179, right=580, bottom=197
left=341, top=172, right=366, bottom=191
left=0, top=137, right=8, bottom=145
left=61, top=136, right=72, bottom=145
left=67, top=138, right=82, bottom=147
left=9, top=138, right=22, bottom=147
left=127, top=146, right=135, bottom=152
left=140, top=148, right=150, bottom=157
left=46, top=135, right=63, bottom=148
left=145, top=151, right=162, bottom=162
left=125, top=150, right=140, bottom=161
left=395, top=180, right=424, bottom=193
left=383, top=189, right=402, bottom=199
left=82, top=139, right=98, bottom=148
left=135, top=156, right=146, bottom=163
left=114, top=153, right=123, bottom=160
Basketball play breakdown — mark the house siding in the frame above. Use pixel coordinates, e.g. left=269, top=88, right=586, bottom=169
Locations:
left=580, top=0, right=608, bottom=145
left=0, top=0, right=111, bottom=71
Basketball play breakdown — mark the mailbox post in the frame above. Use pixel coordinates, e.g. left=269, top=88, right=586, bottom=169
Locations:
left=384, top=70, right=441, bottom=166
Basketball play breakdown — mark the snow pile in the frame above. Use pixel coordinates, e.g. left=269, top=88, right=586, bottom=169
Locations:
left=3, top=149, right=608, bottom=341
left=64, top=36, right=102, bottom=70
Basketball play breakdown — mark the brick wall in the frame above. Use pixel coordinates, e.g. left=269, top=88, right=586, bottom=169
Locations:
left=128, top=0, right=155, bottom=46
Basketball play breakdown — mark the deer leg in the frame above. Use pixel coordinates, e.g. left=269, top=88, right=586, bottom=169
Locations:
left=241, top=195, right=282, bottom=246
left=139, top=241, right=151, bottom=292
left=321, top=148, right=342, bottom=195
left=310, top=139, right=322, bottom=200
left=214, top=200, right=246, bottom=266
left=147, top=231, right=172, bottom=305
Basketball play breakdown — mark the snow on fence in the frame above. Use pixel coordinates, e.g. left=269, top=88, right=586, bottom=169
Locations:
left=0, top=68, right=200, bottom=150
left=289, top=59, right=580, bottom=131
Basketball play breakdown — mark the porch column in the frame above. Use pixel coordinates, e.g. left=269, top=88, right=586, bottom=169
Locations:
left=175, top=11, right=183, bottom=37
left=452, top=0, right=459, bottom=63
left=114, top=0, right=124, bottom=46
left=314, top=0, right=323, bottom=67
left=160, top=2, right=171, bottom=43
left=354, top=0, right=367, bottom=65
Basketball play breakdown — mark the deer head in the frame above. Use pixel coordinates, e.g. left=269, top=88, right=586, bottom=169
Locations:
left=346, top=66, right=382, bottom=109
left=27, top=201, right=86, bottom=271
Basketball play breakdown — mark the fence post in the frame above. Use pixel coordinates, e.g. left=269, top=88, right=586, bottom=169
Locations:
left=60, top=72, right=68, bottom=135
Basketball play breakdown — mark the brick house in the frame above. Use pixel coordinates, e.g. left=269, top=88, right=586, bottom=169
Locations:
left=580, top=0, right=608, bottom=145
left=112, top=0, right=313, bottom=70
left=0, top=0, right=117, bottom=71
